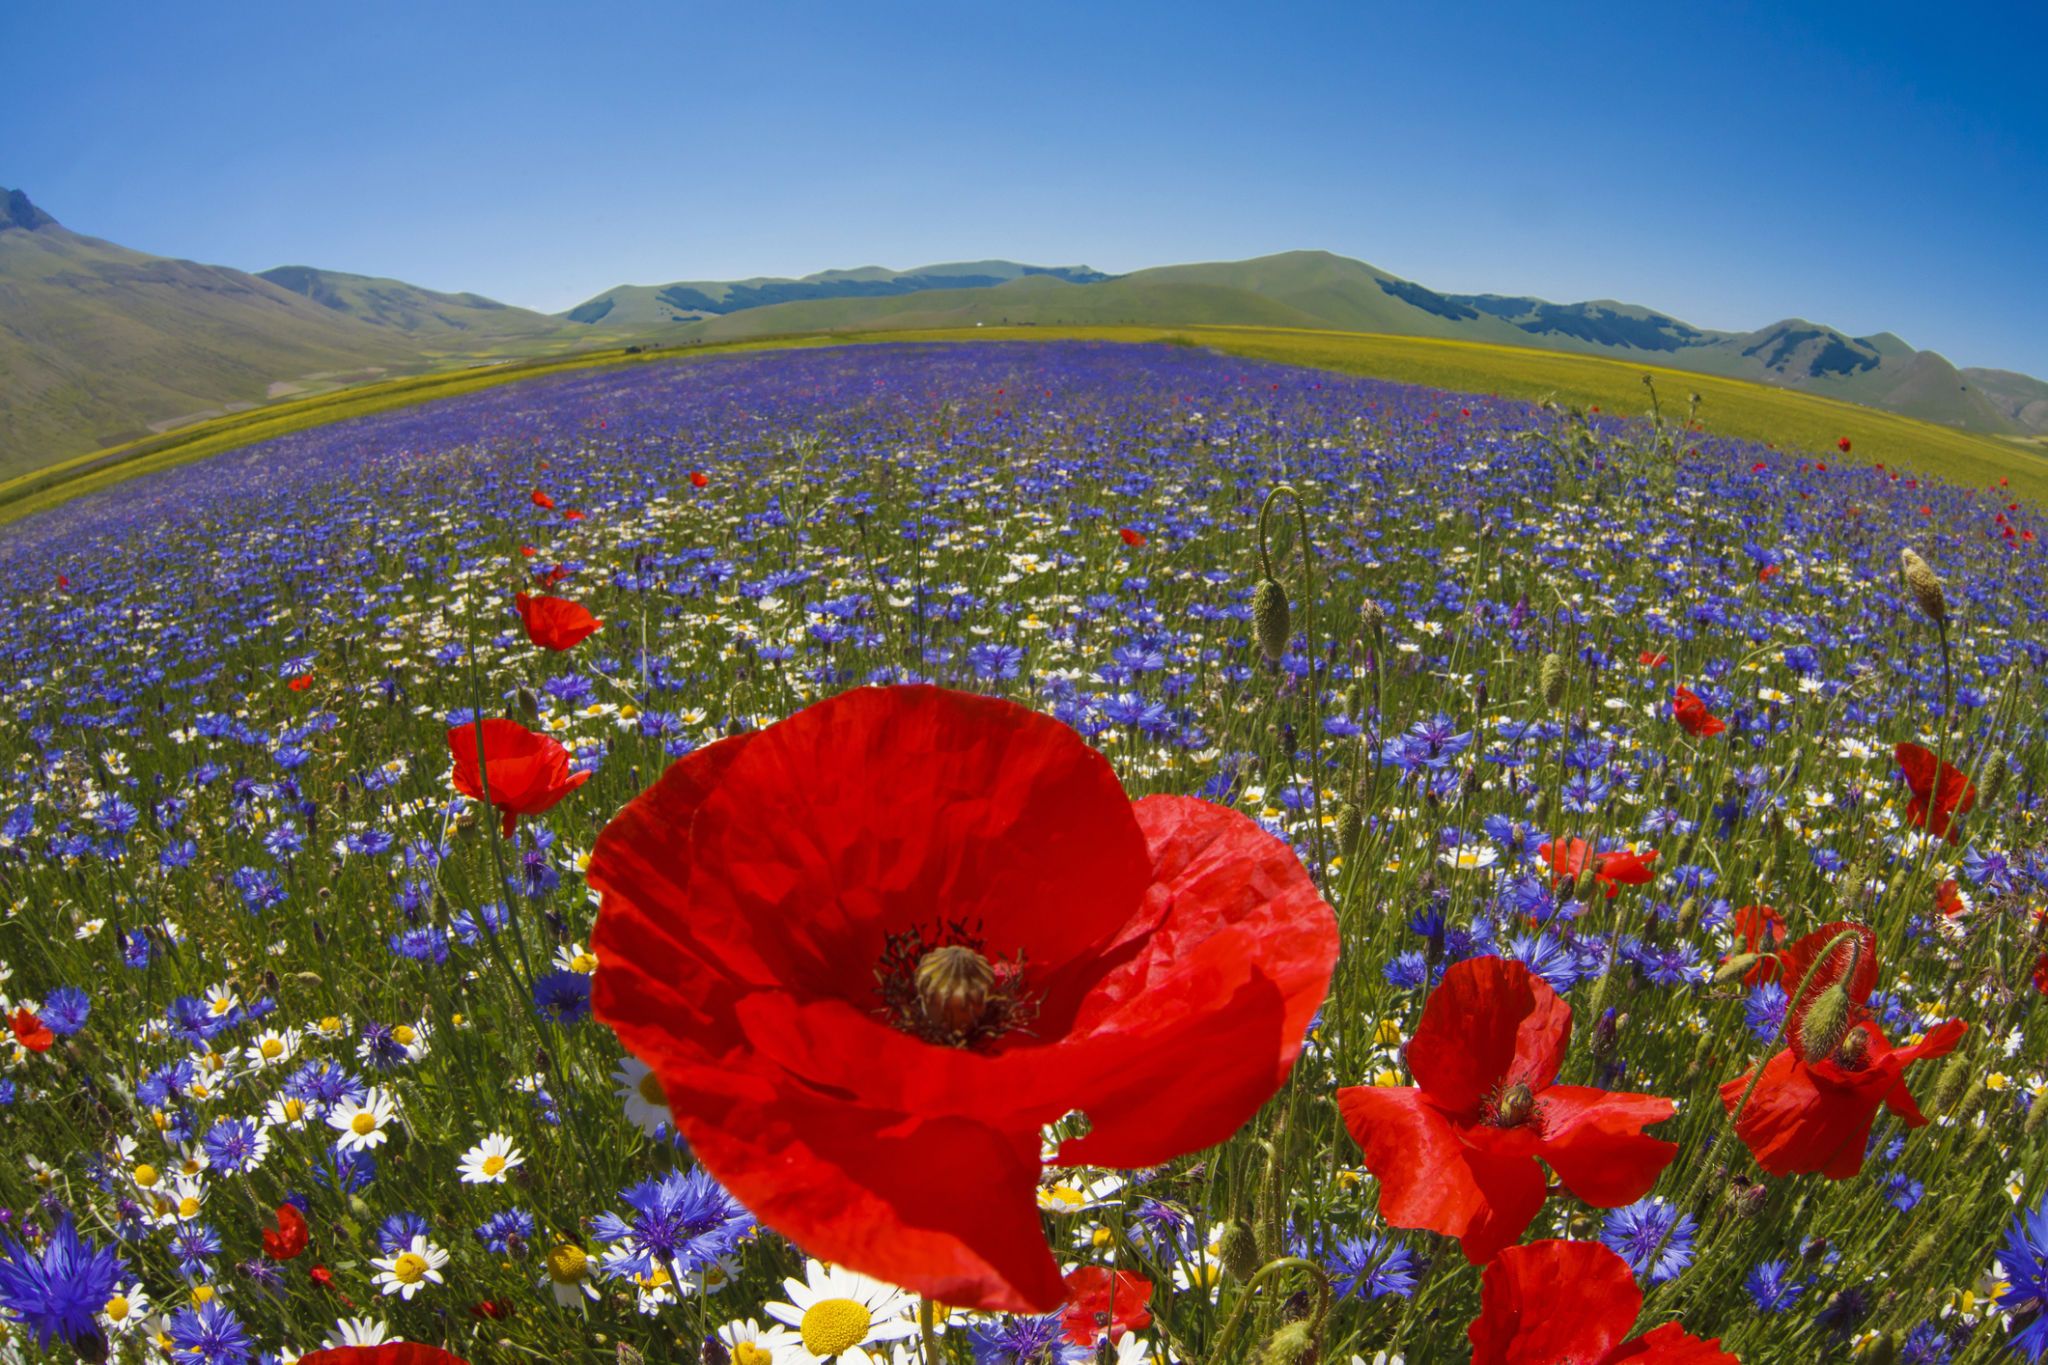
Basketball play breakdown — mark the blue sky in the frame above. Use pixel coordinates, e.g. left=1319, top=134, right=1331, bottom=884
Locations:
left=8, top=1, right=2044, bottom=372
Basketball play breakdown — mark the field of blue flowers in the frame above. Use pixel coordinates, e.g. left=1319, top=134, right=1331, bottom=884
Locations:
left=0, top=340, right=2044, bottom=1364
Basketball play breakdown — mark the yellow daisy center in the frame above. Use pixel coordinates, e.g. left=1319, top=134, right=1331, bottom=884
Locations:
left=734, top=1345, right=774, bottom=1365
left=636, top=1070, right=666, bottom=1106
left=319, top=1016, right=342, bottom=1034
left=190, top=1284, right=214, bottom=1305
left=350, top=1112, right=377, bottom=1136
left=177, top=1196, right=201, bottom=1218
left=280, top=1098, right=307, bottom=1122
left=570, top=952, right=598, bottom=973
left=547, top=1244, right=588, bottom=1283
left=800, top=1297, right=873, bottom=1355
left=482, top=1154, right=507, bottom=1176
left=132, top=1164, right=159, bottom=1188
left=260, top=1038, right=284, bottom=1059
left=391, top=1252, right=429, bottom=1284
left=105, top=1294, right=130, bottom=1321
left=392, top=1024, right=417, bottom=1046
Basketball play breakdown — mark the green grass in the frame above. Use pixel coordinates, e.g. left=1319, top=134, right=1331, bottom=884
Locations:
left=6, top=324, right=2044, bottom=528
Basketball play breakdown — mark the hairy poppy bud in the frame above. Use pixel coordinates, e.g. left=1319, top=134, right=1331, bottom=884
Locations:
left=1714, top=953, right=1761, bottom=985
left=516, top=685, right=541, bottom=725
left=1983, top=749, right=2009, bottom=805
left=1864, top=1332, right=1898, bottom=1365
left=1900, top=548, right=1948, bottom=625
left=1591, top=1008, right=1624, bottom=1063
left=1254, top=579, right=1292, bottom=664
left=1336, top=803, right=1362, bottom=857
left=1217, top=1219, right=1261, bottom=1283
left=1953, top=1078, right=1985, bottom=1123
left=1260, top=1320, right=1316, bottom=1365
left=1794, top=981, right=1852, bottom=1064
left=1902, top=1233, right=1938, bottom=1279
left=1932, top=1055, right=1969, bottom=1115
left=2027, top=1095, right=2048, bottom=1138
left=916, top=945, right=994, bottom=1037
left=1539, top=651, right=1565, bottom=707
left=1573, top=866, right=1600, bottom=902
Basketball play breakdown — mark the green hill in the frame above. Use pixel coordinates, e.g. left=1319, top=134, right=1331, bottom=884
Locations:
left=257, top=265, right=573, bottom=341
left=563, top=259, right=1108, bottom=327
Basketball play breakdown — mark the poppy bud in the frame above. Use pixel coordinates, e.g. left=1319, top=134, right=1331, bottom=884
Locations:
left=1902, top=1233, right=1938, bottom=1279
left=1714, top=953, right=1761, bottom=985
left=1864, top=1332, right=1898, bottom=1365
left=1899, top=548, right=1948, bottom=625
left=1931, top=1055, right=1969, bottom=1115
left=1572, top=866, right=1600, bottom=902
left=1953, top=1078, right=1984, bottom=1123
left=2027, top=1096, right=2047, bottom=1138
left=1254, top=579, right=1291, bottom=664
left=1539, top=651, right=1565, bottom=708
left=1794, top=982, right=1852, bottom=1064
left=916, top=945, right=994, bottom=1037
left=1217, top=1219, right=1261, bottom=1282
left=517, top=686, right=541, bottom=725
left=1344, top=682, right=1363, bottom=715
left=1590, top=1009, right=1624, bottom=1063
left=1983, top=749, right=2008, bottom=805
left=1259, top=1320, right=1316, bottom=1365
left=1335, top=803, right=1362, bottom=857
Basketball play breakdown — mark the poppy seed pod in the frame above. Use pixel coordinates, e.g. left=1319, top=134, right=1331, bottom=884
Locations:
left=1794, top=981, right=1852, bottom=1064
left=1714, top=952, right=1762, bottom=985
left=1217, top=1219, right=1262, bottom=1282
left=1254, top=578, right=1291, bottom=663
left=1539, top=651, right=1565, bottom=707
left=1899, top=548, right=1948, bottom=625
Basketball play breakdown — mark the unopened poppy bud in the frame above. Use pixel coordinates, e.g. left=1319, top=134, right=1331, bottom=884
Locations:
left=1573, top=866, right=1600, bottom=902
left=1795, top=982, right=1852, bottom=1064
left=1902, top=1233, right=1938, bottom=1279
left=1336, top=803, right=1362, bottom=857
left=516, top=685, right=540, bottom=725
left=1954, top=1078, right=1985, bottom=1123
left=1899, top=548, right=1948, bottom=625
left=1344, top=682, right=1364, bottom=715
left=1983, top=749, right=2008, bottom=805
left=1539, top=651, right=1565, bottom=707
left=1714, top=953, right=1761, bottom=985
left=1217, top=1219, right=1261, bottom=1282
left=1932, top=1056, right=1969, bottom=1115
left=1254, top=579, right=1291, bottom=663
left=1260, top=1320, right=1316, bottom=1365
left=1591, top=1009, right=1624, bottom=1063
left=1864, top=1331, right=1899, bottom=1365
left=916, top=945, right=994, bottom=1037
left=2027, top=1095, right=2048, bottom=1138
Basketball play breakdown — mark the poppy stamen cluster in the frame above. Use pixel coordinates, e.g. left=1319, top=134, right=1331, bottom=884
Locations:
left=872, top=920, right=1039, bottom=1049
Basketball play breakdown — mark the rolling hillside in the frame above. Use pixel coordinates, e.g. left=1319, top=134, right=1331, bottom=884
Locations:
left=256, top=265, right=573, bottom=342
left=564, top=260, right=1108, bottom=327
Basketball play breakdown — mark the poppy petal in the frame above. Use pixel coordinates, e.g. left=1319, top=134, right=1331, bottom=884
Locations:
left=1467, top=1239, right=1637, bottom=1364
left=1532, top=1086, right=1678, bottom=1206
left=1338, top=1084, right=1547, bottom=1263
left=1600, top=1322, right=1741, bottom=1363
left=1406, top=956, right=1571, bottom=1114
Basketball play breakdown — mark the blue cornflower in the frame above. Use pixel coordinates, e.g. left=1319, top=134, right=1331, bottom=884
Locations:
left=1504, top=931, right=1583, bottom=993
left=167, top=1299, right=253, bottom=1365
left=1744, top=1259, right=1804, bottom=1312
left=389, top=927, right=449, bottom=965
left=532, top=969, right=592, bottom=1023
left=1326, top=1233, right=1417, bottom=1301
left=1900, top=1321, right=1956, bottom=1365
left=201, top=1117, right=268, bottom=1174
left=452, top=901, right=508, bottom=944
left=476, top=1208, right=537, bottom=1256
left=1383, top=950, right=1431, bottom=991
left=593, top=1166, right=755, bottom=1280
left=168, top=1221, right=223, bottom=1280
left=966, top=642, right=1026, bottom=680
left=1599, top=1199, right=1695, bottom=1284
left=965, top=1313, right=1085, bottom=1363
left=377, top=1212, right=430, bottom=1254
left=0, top=1217, right=128, bottom=1352
left=1744, top=980, right=1789, bottom=1043
left=1882, top=1172, right=1924, bottom=1212
left=1997, top=1195, right=2048, bottom=1360
left=122, top=929, right=152, bottom=969
left=38, top=986, right=89, bottom=1036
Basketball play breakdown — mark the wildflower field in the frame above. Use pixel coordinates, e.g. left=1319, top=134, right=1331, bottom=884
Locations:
left=1, top=339, right=2045, bottom=1364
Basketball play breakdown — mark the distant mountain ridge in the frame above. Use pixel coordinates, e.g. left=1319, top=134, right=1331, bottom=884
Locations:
left=3, top=184, right=2043, bottom=479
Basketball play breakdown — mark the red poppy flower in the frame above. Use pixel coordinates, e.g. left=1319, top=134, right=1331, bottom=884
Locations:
left=1720, top=1016, right=1965, bottom=1178
left=513, top=593, right=602, bottom=652
left=689, top=470, right=708, bottom=488
left=1060, top=1265, right=1154, bottom=1346
left=1757, top=564, right=1781, bottom=582
left=588, top=685, right=1337, bottom=1311
left=1638, top=651, right=1670, bottom=669
left=1537, top=840, right=1659, bottom=899
left=1722, top=905, right=1786, bottom=986
left=287, top=674, right=314, bottom=693
left=1936, top=879, right=1968, bottom=917
left=1672, top=688, right=1725, bottom=738
left=447, top=719, right=590, bottom=837
left=299, top=1346, right=471, bottom=1365
left=2034, top=953, right=2048, bottom=997
left=1895, top=743, right=1976, bottom=842
left=519, top=545, right=537, bottom=558
left=1338, top=957, right=1677, bottom=1264
left=56, top=574, right=70, bottom=590
left=1469, top=1239, right=1738, bottom=1363
left=9, top=1007, right=53, bottom=1053
left=530, top=488, right=555, bottom=509
left=1750, top=461, right=1769, bottom=473
left=562, top=508, right=585, bottom=522
left=262, top=1203, right=308, bottom=1260
left=1118, top=527, right=1147, bottom=548
left=469, top=1299, right=513, bottom=1320
left=539, top=564, right=571, bottom=588
left=1837, top=436, right=1852, bottom=453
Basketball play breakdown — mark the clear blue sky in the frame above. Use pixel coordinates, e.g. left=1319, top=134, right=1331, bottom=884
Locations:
left=8, top=1, right=2044, bottom=372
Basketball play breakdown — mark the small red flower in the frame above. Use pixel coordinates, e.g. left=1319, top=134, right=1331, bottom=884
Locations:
left=299, top=1346, right=472, bottom=1365
left=1060, top=1265, right=1154, bottom=1346
left=1118, top=527, right=1147, bottom=548
left=9, top=1008, right=53, bottom=1053
left=540, top=563, right=571, bottom=588
left=1757, top=564, right=1781, bottom=582
left=1750, top=461, right=1769, bottom=473
left=1720, top=1016, right=1965, bottom=1178
left=1936, top=879, right=1969, bottom=917
left=447, top=719, right=590, bottom=837
left=287, top=674, right=314, bottom=693
left=1671, top=688, right=1725, bottom=738
left=469, top=1300, right=513, bottom=1320
left=56, top=574, right=70, bottom=590
left=262, top=1203, right=308, bottom=1261
left=1339, top=957, right=1677, bottom=1264
left=1895, top=742, right=1976, bottom=842
left=689, top=470, right=709, bottom=488
left=1468, top=1239, right=1738, bottom=1363
left=1538, top=840, right=1658, bottom=899
left=518, top=545, right=537, bottom=558
left=530, top=488, right=555, bottom=510
left=1638, top=651, right=1670, bottom=669
left=562, top=508, right=586, bottom=522
left=1838, top=436, right=1852, bottom=453
left=589, top=686, right=1337, bottom=1310
left=513, top=593, right=602, bottom=652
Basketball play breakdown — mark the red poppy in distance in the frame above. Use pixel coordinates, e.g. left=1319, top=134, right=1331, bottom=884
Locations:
left=1118, top=527, right=1147, bottom=548
left=287, top=674, right=314, bottom=693
left=1468, top=1240, right=1739, bottom=1363
left=1895, top=742, right=1976, bottom=842
left=1060, top=1266, right=1154, bottom=1346
left=587, top=685, right=1337, bottom=1311
left=514, top=593, right=602, bottom=651
left=1638, top=651, right=1670, bottom=669
left=262, top=1203, right=308, bottom=1261
left=530, top=488, right=555, bottom=510
left=1338, top=957, right=1677, bottom=1264
left=1538, top=840, right=1659, bottom=899
left=689, top=470, right=708, bottom=488
left=9, top=1007, right=53, bottom=1053
left=299, top=1346, right=472, bottom=1365
left=1672, top=687, right=1725, bottom=737
left=447, top=719, right=590, bottom=837
left=1838, top=436, right=1852, bottom=453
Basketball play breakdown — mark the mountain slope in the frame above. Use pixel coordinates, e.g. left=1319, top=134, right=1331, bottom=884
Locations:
left=257, top=265, right=569, bottom=340
left=563, top=260, right=1108, bottom=327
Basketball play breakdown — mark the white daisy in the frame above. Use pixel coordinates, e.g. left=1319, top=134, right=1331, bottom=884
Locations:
left=612, top=1056, right=671, bottom=1138
left=101, top=1282, right=150, bottom=1336
left=1438, top=842, right=1499, bottom=871
left=243, top=1029, right=298, bottom=1069
left=370, top=1235, right=447, bottom=1300
left=457, top=1132, right=524, bottom=1184
left=323, top=1315, right=396, bottom=1348
left=327, top=1089, right=398, bottom=1151
left=539, top=1241, right=602, bottom=1306
left=715, top=1317, right=798, bottom=1365
left=763, top=1259, right=920, bottom=1363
